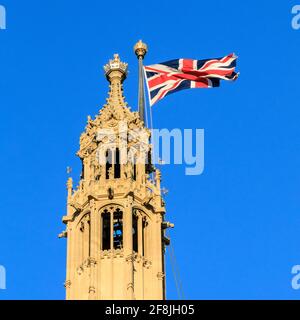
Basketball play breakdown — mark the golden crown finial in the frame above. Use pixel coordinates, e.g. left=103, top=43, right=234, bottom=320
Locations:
left=103, top=53, right=128, bottom=81
left=113, top=53, right=120, bottom=62
left=134, top=40, right=148, bottom=59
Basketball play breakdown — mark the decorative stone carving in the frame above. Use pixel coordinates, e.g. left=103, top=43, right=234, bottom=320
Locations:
left=143, top=259, right=152, bottom=269
left=100, top=249, right=112, bottom=260
left=157, top=272, right=165, bottom=280
left=113, top=249, right=124, bottom=259
left=108, top=187, right=114, bottom=200
left=62, top=52, right=169, bottom=301
left=76, top=266, right=84, bottom=275
left=89, top=286, right=96, bottom=294
left=125, top=254, right=135, bottom=263
left=89, top=257, right=97, bottom=266
left=64, top=280, right=71, bottom=288
left=103, top=54, right=128, bottom=77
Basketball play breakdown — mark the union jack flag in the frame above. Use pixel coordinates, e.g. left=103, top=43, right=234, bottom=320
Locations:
left=144, top=53, right=238, bottom=106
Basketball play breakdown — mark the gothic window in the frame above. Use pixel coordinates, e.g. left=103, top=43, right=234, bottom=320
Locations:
left=87, top=219, right=91, bottom=257
left=102, top=210, right=111, bottom=250
left=105, top=148, right=121, bottom=179
left=114, top=148, right=121, bottom=179
left=106, top=149, right=113, bottom=179
left=132, top=212, right=138, bottom=253
left=145, top=150, right=153, bottom=174
left=113, top=208, right=123, bottom=249
left=81, top=159, right=85, bottom=179
left=142, top=217, right=146, bottom=257
left=133, top=159, right=137, bottom=181
left=101, top=206, right=124, bottom=251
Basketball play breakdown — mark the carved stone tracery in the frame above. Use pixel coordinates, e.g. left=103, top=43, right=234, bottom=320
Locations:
left=63, top=51, right=168, bottom=300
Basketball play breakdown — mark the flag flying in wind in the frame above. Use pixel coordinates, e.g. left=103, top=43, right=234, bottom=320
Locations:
left=144, top=53, right=239, bottom=106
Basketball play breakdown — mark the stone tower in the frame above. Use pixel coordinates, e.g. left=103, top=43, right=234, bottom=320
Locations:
left=61, top=52, right=172, bottom=300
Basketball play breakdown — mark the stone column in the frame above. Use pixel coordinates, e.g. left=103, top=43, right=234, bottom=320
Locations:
left=89, top=199, right=98, bottom=300
left=65, top=223, right=72, bottom=300
left=124, top=196, right=134, bottom=299
left=138, top=212, right=144, bottom=299
left=151, top=213, right=164, bottom=299
left=65, top=178, right=73, bottom=299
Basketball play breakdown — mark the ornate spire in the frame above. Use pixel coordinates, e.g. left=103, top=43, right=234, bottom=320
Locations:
left=62, top=50, right=169, bottom=301
left=103, top=54, right=128, bottom=108
left=104, top=54, right=128, bottom=81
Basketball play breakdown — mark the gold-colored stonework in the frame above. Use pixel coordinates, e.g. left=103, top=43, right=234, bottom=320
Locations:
left=61, top=54, right=170, bottom=300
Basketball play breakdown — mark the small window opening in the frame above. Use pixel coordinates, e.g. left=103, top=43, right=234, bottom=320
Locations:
left=114, top=148, right=121, bottom=179
left=133, top=162, right=137, bottom=181
left=102, top=210, right=111, bottom=250
left=81, top=160, right=85, bottom=179
left=142, top=218, right=146, bottom=256
left=113, top=209, right=123, bottom=249
left=133, top=212, right=138, bottom=253
left=146, top=150, right=153, bottom=174
left=88, top=219, right=91, bottom=257
left=106, top=149, right=113, bottom=179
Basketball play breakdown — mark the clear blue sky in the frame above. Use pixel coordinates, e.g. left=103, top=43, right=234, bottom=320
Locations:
left=0, top=0, right=300, bottom=300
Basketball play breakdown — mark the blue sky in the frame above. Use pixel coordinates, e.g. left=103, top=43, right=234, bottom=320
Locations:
left=0, top=0, right=300, bottom=300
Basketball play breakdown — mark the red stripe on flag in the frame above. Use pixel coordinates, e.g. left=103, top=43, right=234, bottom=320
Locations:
left=194, top=78, right=210, bottom=88
left=182, top=59, right=194, bottom=71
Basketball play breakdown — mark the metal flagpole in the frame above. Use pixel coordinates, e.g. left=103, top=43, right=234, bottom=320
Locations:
left=134, top=40, right=148, bottom=125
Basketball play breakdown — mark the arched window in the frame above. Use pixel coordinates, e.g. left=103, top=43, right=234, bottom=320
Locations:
left=105, top=148, right=121, bottom=179
left=102, top=210, right=111, bottom=250
left=106, top=149, right=113, bottom=179
left=101, top=207, right=124, bottom=251
left=145, top=150, right=153, bottom=174
left=113, top=209, right=123, bottom=249
left=81, top=159, right=85, bottom=179
left=133, top=163, right=137, bottom=181
left=132, top=156, right=137, bottom=181
left=132, top=212, right=138, bottom=253
left=142, top=217, right=147, bottom=257
left=114, top=148, right=121, bottom=179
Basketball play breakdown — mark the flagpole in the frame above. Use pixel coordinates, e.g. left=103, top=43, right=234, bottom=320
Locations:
left=134, top=40, right=148, bottom=126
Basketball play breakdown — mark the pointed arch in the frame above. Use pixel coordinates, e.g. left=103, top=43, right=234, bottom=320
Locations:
left=99, top=204, right=124, bottom=251
left=76, top=212, right=91, bottom=262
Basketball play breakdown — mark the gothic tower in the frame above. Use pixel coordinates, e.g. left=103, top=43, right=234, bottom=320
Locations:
left=60, top=50, right=173, bottom=300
